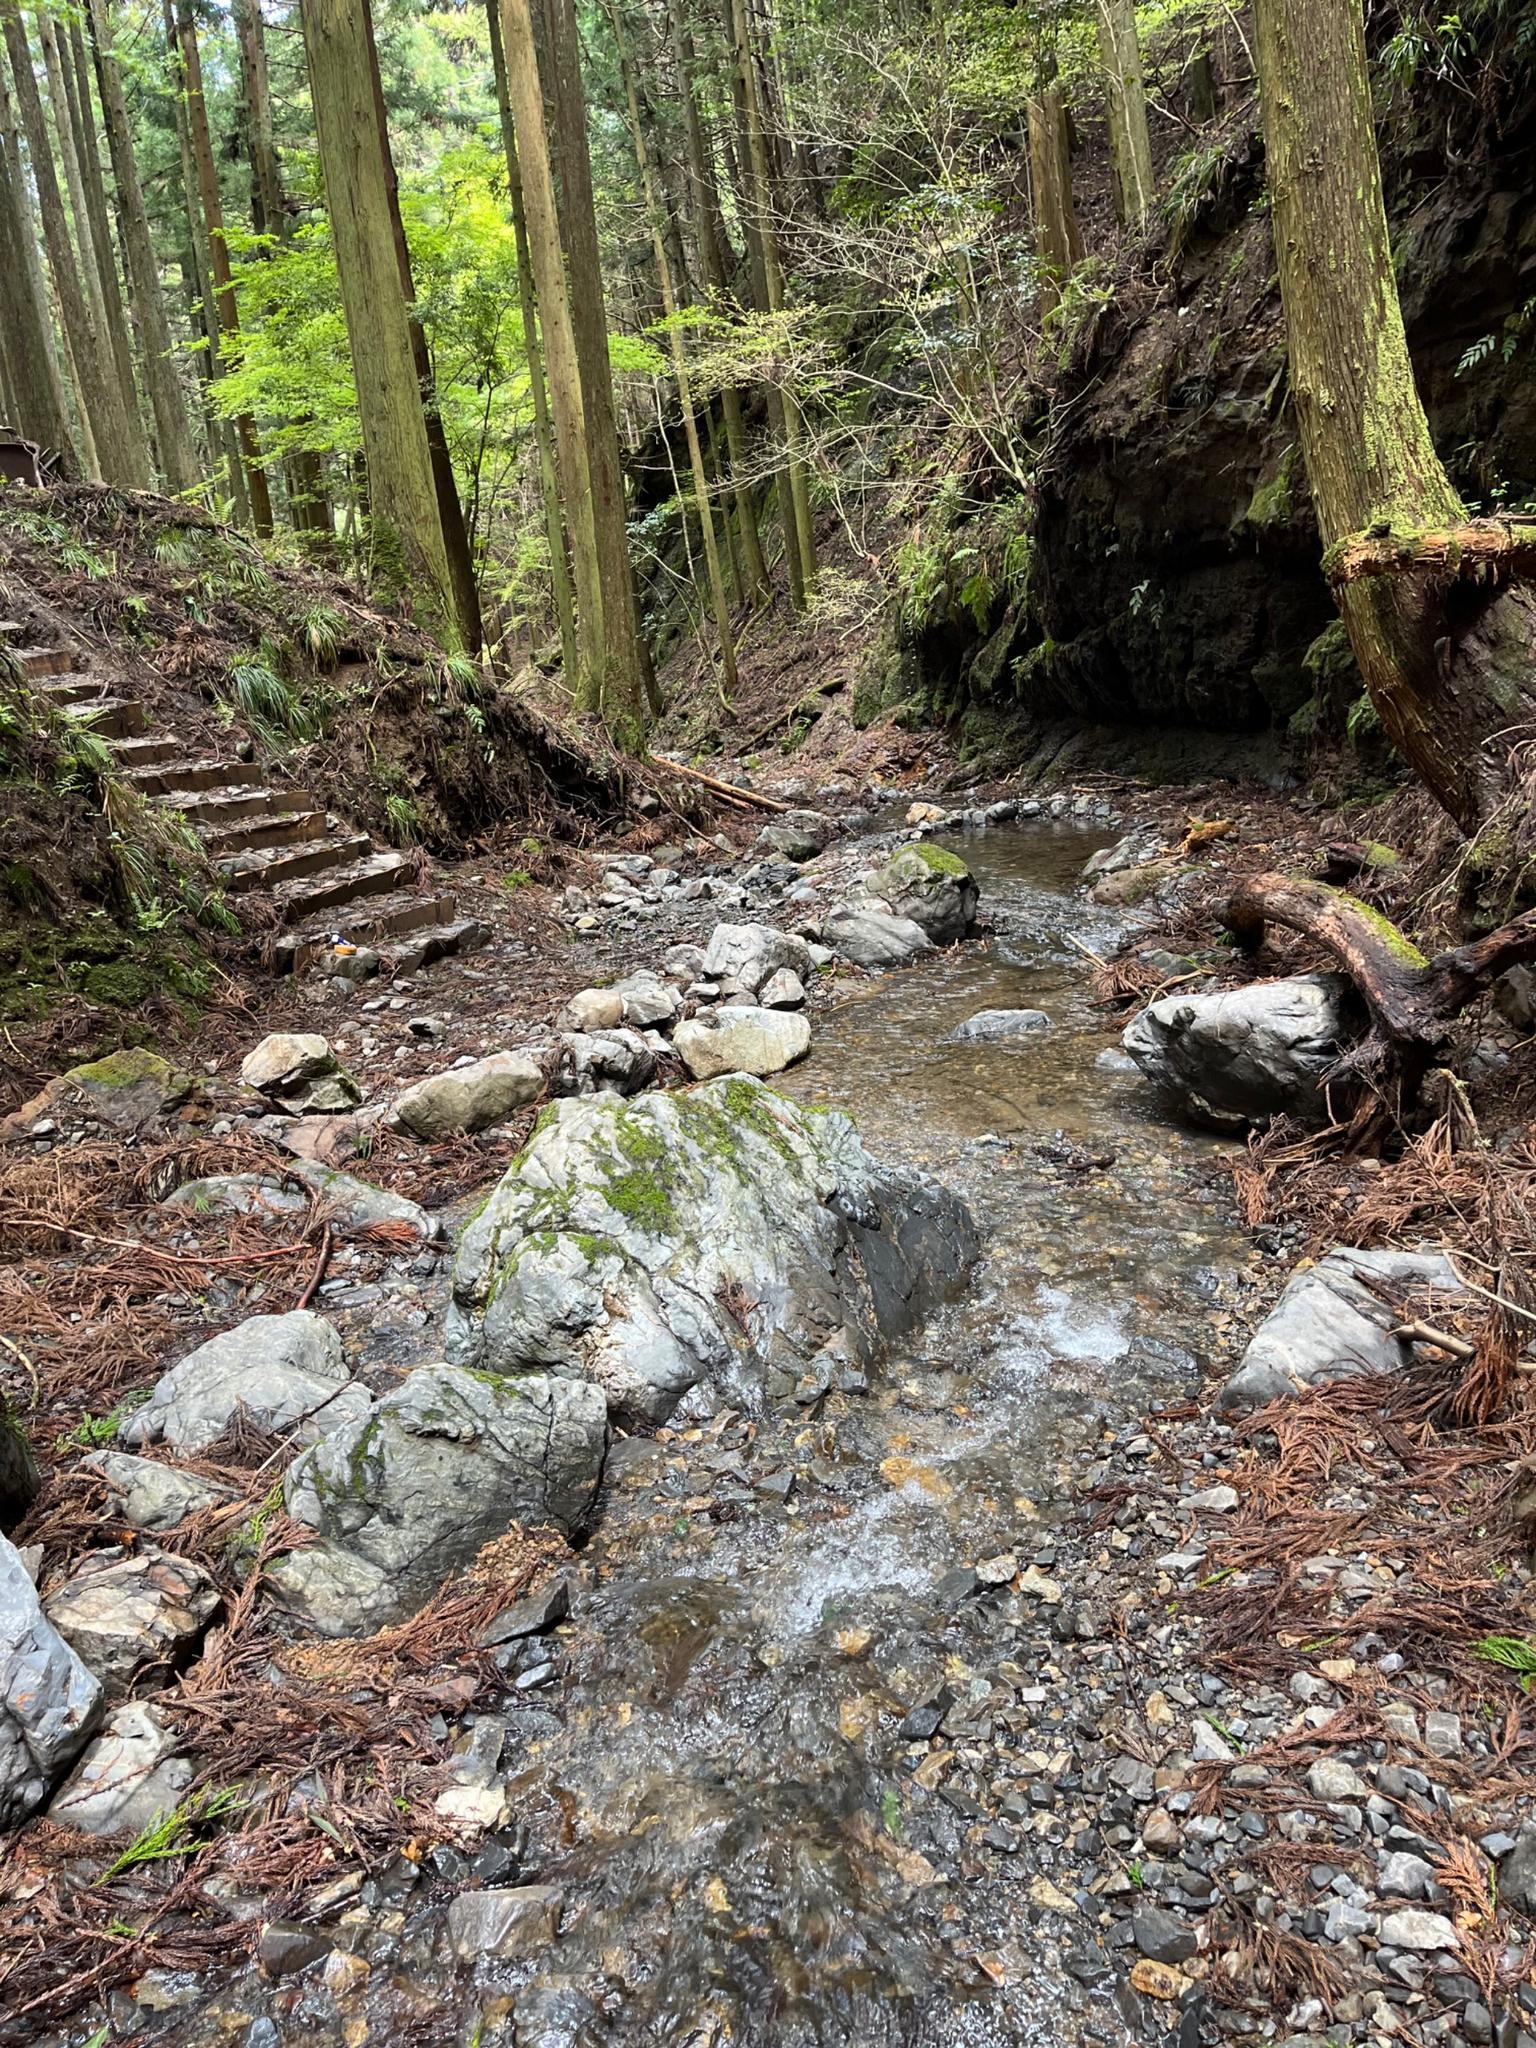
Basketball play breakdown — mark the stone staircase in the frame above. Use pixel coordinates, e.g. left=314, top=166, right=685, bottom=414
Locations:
left=13, top=641, right=487, bottom=980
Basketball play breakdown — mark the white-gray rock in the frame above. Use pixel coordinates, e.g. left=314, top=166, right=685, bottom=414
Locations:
left=616, top=974, right=682, bottom=1029
left=1307, top=1756, right=1370, bottom=1802
left=270, top=1367, right=607, bottom=1635
left=166, top=1159, right=438, bottom=1239
left=672, top=1007, right=811, bottom=1081
left=757, top=809, right=834, bottom=862
left=948, top=1008, right=1050, bottom=1043
left=390, top=1051, right=543, bottom=1140
left=240, top=1033, right=361, bottom=1114
left=823, top=907, right=933, bottom=970
left=0, top=1535, right=102, bottom=1826
left=1379, top=1851, right=1435, bottom=1898
left=44, top=1547, right=219, bottom=1697
left=446, top=1884, right=564, bottom=1959
left=860, top=844, right=979, bottom=944
left=701, top=922, right=813, bottom=995
left=559, top=988, right=625, bottom=1033
left=1123, top=974, right=1351, bottom=1131
left=1219, top=1246, right=1465, bottom=1414
left=84, top=1451, right=237, bottom=1531
left=47, top=1700, right=191, bottom=1837
left=445, top=1079, right=978, bottom=1429
left=758, top=968, right=807, bottom=1010
left=120, top=1311, right=369, bottom=1456
left=1378, top=1908, right=1459, bottom=1951
left=554, top=1029, right=656, bottom=1097
left=661, top=943, right=707, bottom=982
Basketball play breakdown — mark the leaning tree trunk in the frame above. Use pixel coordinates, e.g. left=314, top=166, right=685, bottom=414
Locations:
left=85, top=0, right=200, bottom=492
left=301, top=0, right=459, bottom=645
left=1255, top=0, right=1536, bottom=838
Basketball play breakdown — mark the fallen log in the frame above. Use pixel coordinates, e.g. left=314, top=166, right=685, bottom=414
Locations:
left=1221, top=871, right=1536, bottom=1103
left=1323, top=515, right=1536, bottom=588
left=645, top=754, right=791, bottom=813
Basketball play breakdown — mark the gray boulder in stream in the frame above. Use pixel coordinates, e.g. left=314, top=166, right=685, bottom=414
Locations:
left=860, top=843, right=980, bottom=944
left=445, top=1078, right=978, bottom=1427
left=1122, top=973, right=1351, bottom=1130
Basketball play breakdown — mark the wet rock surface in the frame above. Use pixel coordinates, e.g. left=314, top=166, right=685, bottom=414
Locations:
left=1123, top=972, right=1352, bottom=1129
left=445, top=1078, right=978, bottom=1427
left=13, top=815, right=1536, bottom=2048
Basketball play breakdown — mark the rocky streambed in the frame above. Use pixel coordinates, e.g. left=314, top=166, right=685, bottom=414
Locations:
left=8, top=817, right=1536, bottom=2048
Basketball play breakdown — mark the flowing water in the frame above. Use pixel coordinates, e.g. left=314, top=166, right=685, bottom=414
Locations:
left=134, top=825, right=1248, bottom=2048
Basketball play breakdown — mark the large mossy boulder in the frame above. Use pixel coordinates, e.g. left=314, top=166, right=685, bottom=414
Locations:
left=445, top=1078, right=978, bottom=1428
left=860, top=843, right=979, bottom=944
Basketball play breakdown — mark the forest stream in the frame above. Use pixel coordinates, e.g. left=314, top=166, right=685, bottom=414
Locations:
left=125, top=823, right=1250, bottom=2048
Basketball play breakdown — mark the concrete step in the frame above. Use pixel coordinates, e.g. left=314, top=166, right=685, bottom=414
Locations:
left=272, top=888, right=457, bottom=970
left=169, top=784, right=318, bottom=825
left=199, top=809, right=329, bottom=857
left=276, top=851, right=408, bottom=926
left=35, top=675, right=107, bottom=706
left=15, top=645, right=74, bottom=679
left=220, top=832, right=370, bottom=894
left=108, top=734, right=184, bottom=769
left=388, top=916, right=491, bottom=976
left=125, top=759, right=266, bottom=796
left=65, top=696, right=148, bottom=739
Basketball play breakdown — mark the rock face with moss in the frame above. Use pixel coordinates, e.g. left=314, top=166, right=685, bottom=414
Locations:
left=269, top=1366, right=607, bottom=1635
left=1123, top=973, right=1352, bottom=1131
left=445, top=1078, right=979, bottom=1429
left=860, top=843, right=980, bottom=944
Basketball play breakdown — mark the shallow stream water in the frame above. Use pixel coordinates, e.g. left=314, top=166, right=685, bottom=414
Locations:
left=130, top=825, right=1249, bottom=2048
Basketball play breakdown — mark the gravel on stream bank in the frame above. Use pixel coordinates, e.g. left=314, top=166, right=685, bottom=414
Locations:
left=2, top=772, right=1534, bottom=2048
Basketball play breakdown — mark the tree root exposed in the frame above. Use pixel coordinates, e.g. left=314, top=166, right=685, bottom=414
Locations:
left=1323, top=515, right=1536, bottom=589
left=1221, top=872, right=1536, bottom=1102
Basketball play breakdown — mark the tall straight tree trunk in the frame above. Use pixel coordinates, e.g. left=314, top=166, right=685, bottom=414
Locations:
left=486, top=0, right=577, bottom=683
left=0, top=57, right=79, bottom=472
left=174, top=0, right=273, bottom=530
left=232, top=0, right=331, bottom=539
left=39, top=14, right=147, bottom=473
left=162, top=0, right=242, bottom=512
left=1255, top=0, right=1536, bottom=837
left=539, top=0, right=651, bottom=732
left=56, top=16, right=145, bottom=466
left=729, top=0, right=814, bottom=602
left=606, top=0, right=736, bottom=699
left=1096, top=0, right=1154, bottom=229
left=497, top=0, right=608, bottom=711
left=2, top=1, right=142, bottom=483
left=1027, top=58, right=1083, bottom=313
left=300, top=0, right=459, bottom=644
left=85, top=0, right=199, bottom=491
left=358, top=0, right=480, bottom=648
left=670, top=0, right=767, bottom=602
